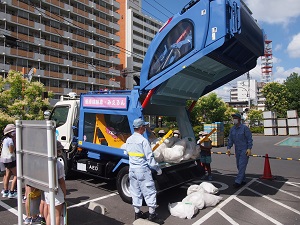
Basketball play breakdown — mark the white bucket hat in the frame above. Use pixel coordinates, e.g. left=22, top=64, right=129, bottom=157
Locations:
left=3, top=124, right=16, bottom=135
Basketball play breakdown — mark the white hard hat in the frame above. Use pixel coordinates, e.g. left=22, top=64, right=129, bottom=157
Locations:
left=173, top=130, right=180, bottom=134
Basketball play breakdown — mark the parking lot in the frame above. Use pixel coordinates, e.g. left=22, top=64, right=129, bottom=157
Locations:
left=1, top=135, right=300, bottom=225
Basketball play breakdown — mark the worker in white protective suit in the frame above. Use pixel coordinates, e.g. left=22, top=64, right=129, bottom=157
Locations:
left=126, top=118, right=164, bottom=224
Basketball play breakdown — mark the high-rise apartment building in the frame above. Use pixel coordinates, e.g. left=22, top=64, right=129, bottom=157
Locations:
left=0, top=0, right=121, bottom=99
left=229, top=79, right=266, bottom=111
left=116, top=0, right=162, bottom=89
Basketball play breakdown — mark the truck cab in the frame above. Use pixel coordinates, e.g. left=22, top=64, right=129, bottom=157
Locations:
left=49, top=92, right=79, bottom=153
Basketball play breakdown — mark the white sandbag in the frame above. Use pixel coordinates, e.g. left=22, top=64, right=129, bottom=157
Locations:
left=187, top=185, right=206, bottom=196
left=168, top=202, right=198, bottom=219
left=153, top=148, right=164, bottom=162
left=192, top=144, right=201, bottom=159
left=202, top=193, right=223, bottom=207
left=199, top=182, right=219, bottom=194
left=163, top=137, right=178, bottom=148
left=161, top=146, right=184, bottom=163
left=182, top=137, right=196, bottom=160
left=182, top=192, right=205, bottom=210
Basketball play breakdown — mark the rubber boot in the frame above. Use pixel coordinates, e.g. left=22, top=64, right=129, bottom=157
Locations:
left=135, top=211, right=147, bottom=220
left=148, top=213, right=164, bottom=224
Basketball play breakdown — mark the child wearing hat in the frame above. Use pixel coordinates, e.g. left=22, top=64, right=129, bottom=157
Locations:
left=198, top=131, right=213, bottom=181
left=1, top=124, right=17, bottom=198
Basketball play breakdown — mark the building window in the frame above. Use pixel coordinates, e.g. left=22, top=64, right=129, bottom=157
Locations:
left=18, top=10, right=29, bottom=19
left=18, top=26, right=29, bottom=35
left=50, top=20, right=60, bottom=29
left=50, top=6, right=60, bottom=15
left=16, top=58, right=28, bottom=67
left=50, top=64, right=59, bottom=72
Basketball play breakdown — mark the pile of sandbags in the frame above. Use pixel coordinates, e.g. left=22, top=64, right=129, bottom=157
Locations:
left=151, top=137, right=200, bottom=163
left=169, top=182, right=222, bottom=219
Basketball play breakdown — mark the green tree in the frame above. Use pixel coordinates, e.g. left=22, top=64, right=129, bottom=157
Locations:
left=262, top=82, right=290, bottom=118
left=194, top=92, right=233, bottom=123
left=0, top=70, right=52, bottom=132
left=284, top=72, right=300, bottom=114
left=248, top=109, right=263, bottom=126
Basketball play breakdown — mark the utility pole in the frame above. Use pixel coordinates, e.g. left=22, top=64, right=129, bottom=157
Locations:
left=247, top=72, right=251, bottom=110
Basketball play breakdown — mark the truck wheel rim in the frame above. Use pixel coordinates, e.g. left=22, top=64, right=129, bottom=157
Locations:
left=121, top=174, right=130, bottom=197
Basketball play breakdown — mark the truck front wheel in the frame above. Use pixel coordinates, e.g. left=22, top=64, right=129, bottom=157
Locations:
left=116, top=166, right=132, bottom=204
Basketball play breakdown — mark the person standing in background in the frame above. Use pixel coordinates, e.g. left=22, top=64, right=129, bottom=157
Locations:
left=227, top=113, right=253, bottom=188
left=1, top=124, right=17, bottom=198
left=44, top=140, right=67, bottom=225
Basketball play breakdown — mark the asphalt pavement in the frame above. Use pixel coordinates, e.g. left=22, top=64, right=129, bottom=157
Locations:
left=1, top=135, right=300, bottom=225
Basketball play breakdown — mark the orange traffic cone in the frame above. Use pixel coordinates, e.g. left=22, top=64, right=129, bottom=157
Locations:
left=261, top=154, right=273, bottom=180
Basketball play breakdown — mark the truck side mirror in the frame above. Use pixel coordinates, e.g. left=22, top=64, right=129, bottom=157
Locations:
left=44, top=110, right=51, bottom=120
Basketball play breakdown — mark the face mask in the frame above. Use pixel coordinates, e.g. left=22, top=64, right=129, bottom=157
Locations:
left=174, top=134, right=179, bottom=137
left=10, top=131, right=16, bottom=137
left=233, top=119, right=239, bottom=125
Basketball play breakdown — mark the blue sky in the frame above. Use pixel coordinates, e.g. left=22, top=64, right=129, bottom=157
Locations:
left=142, top=0, right=300, bottom=101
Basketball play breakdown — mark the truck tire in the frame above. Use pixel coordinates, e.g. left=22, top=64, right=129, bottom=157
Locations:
left=116, top=166, right=132, bottom=204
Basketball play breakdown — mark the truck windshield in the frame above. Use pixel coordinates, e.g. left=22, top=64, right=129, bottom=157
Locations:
left=49, top=106, right=69, bottom=128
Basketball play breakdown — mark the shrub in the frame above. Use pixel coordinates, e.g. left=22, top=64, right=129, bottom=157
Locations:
left=250, top=126, right=264, bottom=133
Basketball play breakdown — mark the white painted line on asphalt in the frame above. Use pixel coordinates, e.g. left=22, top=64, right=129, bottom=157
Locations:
left=286, top=181, right=300, bottom=188
left=0, top=199, right=26, bottom=219
left=247, top=187, right=300, bottom=215
left=274, top=137, right=290, bottom=146
left=234, top=197, right=283, bottom=225
left=217, top=209, right=239, bottom=225
left=192, top=178, right=257, bottom=225
left=67, top=192, right=118, bottom=209
left=256, top=180, right=300, bottom=199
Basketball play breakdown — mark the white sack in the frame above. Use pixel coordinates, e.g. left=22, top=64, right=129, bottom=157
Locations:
left=151, top=138, right=167, bottom=162
left=163, top=137, right=178, bottom=147
left=182, top=137, right=196, bottom=160
left=187, top=185, right=206, bottom=196
left=192, top=145, right=201, bottom=159
left=161, top=139, right=186, bottom=163
left=168, top=202, right=198, bottom=219
left=202, top=193, right=223, bottom=207
left=182, top=192, right=205, bottom=210
left=161, top=146, right=184, bottom=163
left=199, top=182, right=219, bottom=194
left=153, top=147, right=164, bottom=162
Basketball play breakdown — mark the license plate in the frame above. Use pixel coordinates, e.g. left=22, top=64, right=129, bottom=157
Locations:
left=77, top=163, right=87, bottom=172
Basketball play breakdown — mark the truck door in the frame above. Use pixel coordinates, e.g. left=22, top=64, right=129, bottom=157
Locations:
left=50, top=100, right=79, bottom=150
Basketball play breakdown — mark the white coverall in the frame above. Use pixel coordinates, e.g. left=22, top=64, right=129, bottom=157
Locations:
left=126, top=132, right=161, bottom=213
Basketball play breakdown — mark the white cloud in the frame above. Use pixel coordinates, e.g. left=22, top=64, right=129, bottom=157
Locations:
left=274, top=44, right=282, bottom=51
left=244, top=0, right=300, bottom=26
left=287, top=33, right=300, bottom=58
left=273, top=66, right=300, bottom=80
left=272, top=56, right=281, bottom=64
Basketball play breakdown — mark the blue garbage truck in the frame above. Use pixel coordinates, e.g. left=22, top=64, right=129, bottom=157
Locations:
left=49, top=0, right=264, bottom=203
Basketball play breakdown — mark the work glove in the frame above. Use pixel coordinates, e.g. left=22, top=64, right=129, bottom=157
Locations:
left=226, top=149, right=231, bottom=157
left=246, top=149, right=251, bottom=156
left=157, top=168, right=162, bottom=176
